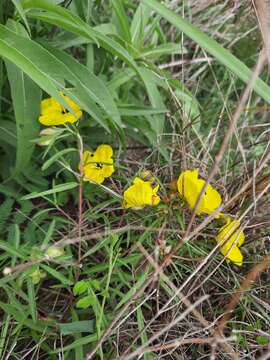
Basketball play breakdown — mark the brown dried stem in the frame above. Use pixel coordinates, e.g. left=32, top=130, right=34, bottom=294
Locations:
left=216, top=252, right=270, bottom=336
left=165, top=49, right=266, bottom=262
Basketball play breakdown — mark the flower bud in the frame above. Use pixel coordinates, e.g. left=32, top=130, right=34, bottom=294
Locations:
left=46, top=246, right=64, bottom=258
left=37, top=128, right=63, bottom=146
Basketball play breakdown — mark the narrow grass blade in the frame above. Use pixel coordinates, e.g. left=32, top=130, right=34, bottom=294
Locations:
left=142, top=0, right=270, bottom=103
left=5, top=20, right=41, bottom=175
left=21, top=182, right=78, bottom=200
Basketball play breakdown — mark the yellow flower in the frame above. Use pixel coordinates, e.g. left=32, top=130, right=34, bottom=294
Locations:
left=177, top=169, right=222, bottom=216
left=216, top=217, right=245, bottom=266
left=39, top=93, right=82, bottom=126
left=123, top=177, right=160, bottom=209
left=82, top=144, right=115, bottom=184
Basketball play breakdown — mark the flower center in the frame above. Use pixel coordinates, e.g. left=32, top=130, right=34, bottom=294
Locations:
left=96, top=162, right=103, bottom=169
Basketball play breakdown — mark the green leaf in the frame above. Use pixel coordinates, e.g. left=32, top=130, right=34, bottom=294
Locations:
left=7, top=224, right=20, bottom=267
left=44, top=46, right=122, bottom=130
left=111, top=0, right=131, bottom=43
left=27, top=278, right=36, bottom=321
left=138, top=67, right=166, bottom=136
left=22, top=0, right=138, bottom=70
left=107, top=68, right=135, bottom=92
left=0, top=23, right=121, bottom=132
left=0, top=240, right=28, bottom=260
left=41, top=264, right=72, bottom=286
left=130, top=4, right=151, bottom=48
left=142, top=0, right=270, bottom=104
left=119, top=105, right=167, bottom=116
left=76, top=295, right=95, bottom=309
left=41, top=148, right=77, bottom=171
left=137, top=307, right=150, bottom=360
left=70, top=309, right=84, bottom=360
left=0, top=184, right=19, bottom=198
left=73, top=280, right=88, bottom=296
left=141, top=42, right=187, bottom=59
left=256, top=335, right=269, bottom=346
left=0, top=314, right=11, bottom=360
left=59, top=320, right=94, bottom=334
left=90, top=279, right=100, bottom=291
left=11, top=0, right=31, bottom=33
left=20, top=182, right=78, bottom=200
left=42, top=220, right=55, bottom=248
left=5, top=20, right=41, bottom=176
left=0, top=24, right=70, bottom=111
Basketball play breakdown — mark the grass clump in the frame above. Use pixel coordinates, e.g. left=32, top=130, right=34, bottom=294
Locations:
left=0, top=1, right=270, bottom=359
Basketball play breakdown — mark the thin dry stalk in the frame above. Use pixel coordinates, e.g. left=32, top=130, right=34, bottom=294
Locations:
left=216, top=253, right=270, bottom=336
left=123, top=295, right=209, bottom=360
left=166, top=49, right=266, bottom=261
left=119, top=243, right=239, bottom=360
left=137, top=336, right=236, bottom=354
left=254, top=0, right=270, bottom=66
left=224, top=149, right=270, bottom=210
left=85, top=269, right=158, bottom=359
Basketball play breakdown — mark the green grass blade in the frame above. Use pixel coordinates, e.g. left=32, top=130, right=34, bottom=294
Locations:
left=59, top=320, right=94, bottom=335
left=111, top=0, right=131, bottom=43
left=141, top=42, right=187, bottom=59
left=130, top=4, right=151, bottom=48
left=0, top=24, right=68, bottom=109
left=41, top=264, right=73, bottom=286
left=22, top=0, right=138, bottom=70
left=0, top=240, right=28, bottom=260
left=7, top=224, right=20, bottom=267
left=41, top=148, right=77, bottom=171
left=5, top=20, right=41, bottom=176
left=21, top=182, right=78, bottom=200
left=11, top=0, right=31, bottom=33
left=27, top=278, right=37, bottom=321
left=138, top=67, right=166, bottom=136
left=45, top=46, right=122, bottom=129
left=142, top=0, right=270, bottom=103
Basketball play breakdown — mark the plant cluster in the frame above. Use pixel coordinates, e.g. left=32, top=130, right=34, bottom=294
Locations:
left=0, top=1, right=269, bottom=359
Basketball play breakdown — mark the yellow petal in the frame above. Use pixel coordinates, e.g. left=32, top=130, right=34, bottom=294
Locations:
left=82, top=145, right=115, bottom=184
left=123, top=177, right=161, bottom=209
left=220, top=244, right=243, bottom=267
left=177, top=169, right=222, bottom=216
left=177, top=169, right=206, bottom=214
left=39, top=93, right=82, bottom=126
left=216, top=218, right=245, bottom=248
left=84, top=168, right=106, bottom=184
left=94, top=144, right=113, bottom=162
left=41, top=98, right=62, bottom=114
left=202, top=185, right=222, bottom=215
left=39, top=112, right=67, bottom=126
left=216, top=217, right=245, bottom=266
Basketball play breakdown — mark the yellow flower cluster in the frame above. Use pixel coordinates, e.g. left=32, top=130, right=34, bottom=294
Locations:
left=81, top=146, right=161, bottom=210
left=38, top=95, right=245, bottom=267
left=177, top=169, right=245, bottom=267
